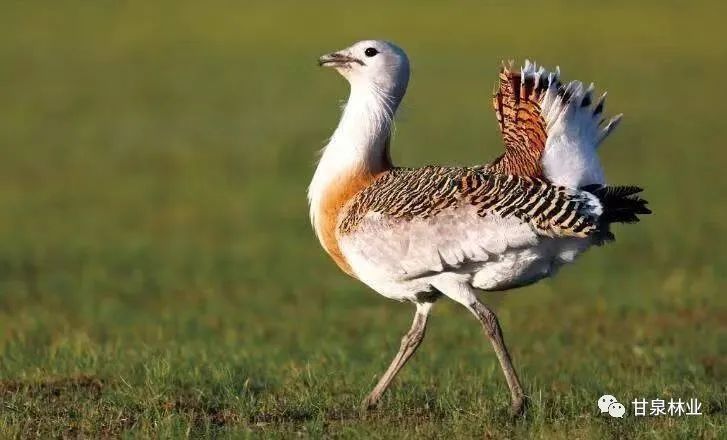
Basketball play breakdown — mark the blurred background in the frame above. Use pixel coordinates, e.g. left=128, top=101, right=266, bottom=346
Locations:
left=0, top=1, right=724, bottom=437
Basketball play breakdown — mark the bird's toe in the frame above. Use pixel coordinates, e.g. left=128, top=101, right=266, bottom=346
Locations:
left=360, top=395, right=380, bottom=412
left=509, top=395, right=529, bottom=418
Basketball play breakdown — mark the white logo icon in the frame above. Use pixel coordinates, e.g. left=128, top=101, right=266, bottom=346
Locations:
left=608, top=402, right=626, bottom=418
left=598, top=394, right=625, bottom=418
left=598, top=395, right=618, bottom=413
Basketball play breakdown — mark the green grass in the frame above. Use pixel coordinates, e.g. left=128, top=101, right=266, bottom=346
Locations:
left=0, top=0, right=725, bottom=437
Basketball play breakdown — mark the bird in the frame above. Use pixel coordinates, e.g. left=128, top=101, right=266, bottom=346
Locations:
left=308, top=40, right=650, bottom=416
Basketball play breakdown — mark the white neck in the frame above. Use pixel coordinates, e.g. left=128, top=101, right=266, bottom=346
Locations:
left=308, top=81, right=403, bottom=225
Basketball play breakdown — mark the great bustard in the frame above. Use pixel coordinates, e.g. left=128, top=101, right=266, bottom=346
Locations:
left=308, top=40, right=650, bottom=415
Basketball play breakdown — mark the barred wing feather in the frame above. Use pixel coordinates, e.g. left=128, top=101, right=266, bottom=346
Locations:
left=337, top=167, right=608, bottom=280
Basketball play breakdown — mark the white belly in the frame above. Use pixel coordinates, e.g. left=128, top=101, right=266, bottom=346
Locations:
left=471, top=238, right=586, bottom=290
left=349, top=237, right=592, bottom=302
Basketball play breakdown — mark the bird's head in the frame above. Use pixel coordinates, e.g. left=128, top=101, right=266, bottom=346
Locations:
left=318, top=40, right=410, bottom=98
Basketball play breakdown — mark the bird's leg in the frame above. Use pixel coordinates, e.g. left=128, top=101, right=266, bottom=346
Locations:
left=431, top=278, right=526, bottom=416
left=361, top=302, right=432, bottom=411
left=469, top=300, right=527, bottom=416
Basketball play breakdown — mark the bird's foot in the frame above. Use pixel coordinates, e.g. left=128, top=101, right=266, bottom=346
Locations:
left=360, top=394, right=380, bottom=412
left=509, top=394, right=529, bottom=418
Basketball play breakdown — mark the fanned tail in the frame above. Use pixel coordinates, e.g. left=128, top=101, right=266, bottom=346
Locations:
left=582, top=184, right=651, bottom=243
left=491, top=61, right=623, bottom=188
left=535, top=61, right=621, bottom=187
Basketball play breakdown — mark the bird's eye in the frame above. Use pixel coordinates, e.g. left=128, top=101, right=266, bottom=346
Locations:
left=364, top=47, right=379, bottom=57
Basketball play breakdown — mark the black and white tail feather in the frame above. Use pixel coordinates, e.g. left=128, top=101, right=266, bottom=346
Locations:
left=523, top=60, right=623, bottom=187
left=584, top=184, right=651, bottom=244
left=523, top=60, right=651, bottom=241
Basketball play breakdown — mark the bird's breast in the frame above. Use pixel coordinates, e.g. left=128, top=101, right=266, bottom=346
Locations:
left=312, top=168, right=383, bottom=278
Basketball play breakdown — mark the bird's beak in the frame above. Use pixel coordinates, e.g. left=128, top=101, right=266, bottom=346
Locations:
left=318, top=51, right=364, bottom=67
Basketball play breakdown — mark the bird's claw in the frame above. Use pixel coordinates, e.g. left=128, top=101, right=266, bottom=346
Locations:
left=360, top=395, right=380, bottom=412
left=509, top=395, right=529, bottom=418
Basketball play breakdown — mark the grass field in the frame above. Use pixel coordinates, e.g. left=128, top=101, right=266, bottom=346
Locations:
left=0, top=1, right=725, bottom=438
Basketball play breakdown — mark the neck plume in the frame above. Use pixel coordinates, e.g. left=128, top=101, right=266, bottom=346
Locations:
left=307, top=82, right=405, bottom=271
left=308, top=81, right=404, bottom=211
left=329, top=82, right=401, bottom=167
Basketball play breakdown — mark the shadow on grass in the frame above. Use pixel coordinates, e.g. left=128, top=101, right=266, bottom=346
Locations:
left=0, top=375, right=248, bottom=436
left=0, top=374, right=373, bottom=436
left=0, top=375, right=134, bottom=437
